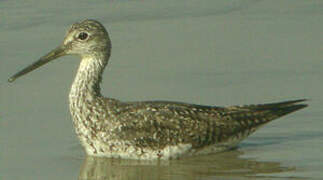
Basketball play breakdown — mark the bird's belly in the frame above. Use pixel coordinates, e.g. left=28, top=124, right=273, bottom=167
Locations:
left=71, top=118, right=242, bottom=159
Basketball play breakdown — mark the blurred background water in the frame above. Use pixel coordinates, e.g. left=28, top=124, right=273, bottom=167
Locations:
left=0, top=0, right=322, bottom=179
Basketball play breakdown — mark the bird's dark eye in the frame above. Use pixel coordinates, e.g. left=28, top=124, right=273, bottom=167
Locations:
left=78, top=32, right=88, bottom=40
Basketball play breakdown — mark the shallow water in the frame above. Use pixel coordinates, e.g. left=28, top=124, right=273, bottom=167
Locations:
left=1, top=0, right=322, bottom=179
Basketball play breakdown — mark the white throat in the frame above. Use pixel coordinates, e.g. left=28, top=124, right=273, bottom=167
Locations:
left=69, top=55, right=106, bottom=103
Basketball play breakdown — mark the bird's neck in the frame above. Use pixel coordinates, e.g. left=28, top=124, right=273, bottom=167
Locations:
left=69, top=53, right=109, bottom=102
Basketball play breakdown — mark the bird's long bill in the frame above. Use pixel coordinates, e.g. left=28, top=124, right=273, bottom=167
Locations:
left=8, top=45, right=67, bottom=83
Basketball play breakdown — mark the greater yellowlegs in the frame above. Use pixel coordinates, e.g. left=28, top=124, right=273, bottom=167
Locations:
left=8, top=20, right=307, bottom=160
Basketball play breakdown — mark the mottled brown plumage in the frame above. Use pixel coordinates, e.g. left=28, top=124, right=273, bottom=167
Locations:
left=8, top=20, right=307, bottom=159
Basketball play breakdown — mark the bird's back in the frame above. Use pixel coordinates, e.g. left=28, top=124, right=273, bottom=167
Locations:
left=92, top=99, right=307, bottom=159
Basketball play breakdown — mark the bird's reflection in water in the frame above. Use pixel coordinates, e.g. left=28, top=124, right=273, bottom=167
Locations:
left=78, top=150, right=294, bottom=180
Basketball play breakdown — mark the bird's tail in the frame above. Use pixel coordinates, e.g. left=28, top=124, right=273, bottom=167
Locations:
left=222, top=99, right=308, bottom=142
left=244, top=99, right=307, bottom=118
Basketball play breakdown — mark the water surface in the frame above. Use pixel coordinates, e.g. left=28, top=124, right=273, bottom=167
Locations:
left=1, top=0, right=322, bottom=179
